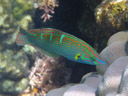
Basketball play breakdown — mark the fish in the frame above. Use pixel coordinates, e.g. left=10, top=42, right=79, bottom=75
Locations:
left=16, top=27, right=105, bottom=65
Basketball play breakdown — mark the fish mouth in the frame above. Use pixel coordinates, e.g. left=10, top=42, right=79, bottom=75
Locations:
left=82, top=59, right=106, bottom=65
left=96, top=59, right=106, bottom=65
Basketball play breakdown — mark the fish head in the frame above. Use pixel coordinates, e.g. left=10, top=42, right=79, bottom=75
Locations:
left=75, top=53, right=106, bottom=65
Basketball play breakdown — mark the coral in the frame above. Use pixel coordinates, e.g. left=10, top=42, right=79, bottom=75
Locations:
left=0, top=78, right=28, bottom=95
left=20, top=55, right=71, bottom=96
left=96, top=31, right=128, bottom=75
left=0, top=49, right=30, bottom=95
left=95, top=0, right=128, bottom=30
left=107, top=31, right=128, bottom=45
left=0, top=0, right=34, bottom=95
left=98, top=56, right=128, bottom=96
left=46, top=72, right=102, bottom=96
left=97, top=41, right=126, bottom=74
left=35, top=0, right=59, bottom=22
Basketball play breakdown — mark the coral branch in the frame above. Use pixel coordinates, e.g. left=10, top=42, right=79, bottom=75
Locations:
left=36, top=0, right=59, bottom=22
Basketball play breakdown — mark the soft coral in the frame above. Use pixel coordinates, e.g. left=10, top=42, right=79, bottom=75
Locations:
left=36, top=0, right=59, bottom=22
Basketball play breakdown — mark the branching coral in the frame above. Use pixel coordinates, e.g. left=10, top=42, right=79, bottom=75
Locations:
left=35, top=0, right=59, bottom=22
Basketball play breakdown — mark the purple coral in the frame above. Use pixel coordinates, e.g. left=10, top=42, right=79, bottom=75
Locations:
left=20, top=55, right=71, bottom=96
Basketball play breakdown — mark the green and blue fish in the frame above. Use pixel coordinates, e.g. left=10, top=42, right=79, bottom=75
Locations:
left=16, top=27, right=105, bottom=65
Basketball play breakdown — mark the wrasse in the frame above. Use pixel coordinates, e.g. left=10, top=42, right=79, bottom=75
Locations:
left=16, top=27, right=105, bottom=65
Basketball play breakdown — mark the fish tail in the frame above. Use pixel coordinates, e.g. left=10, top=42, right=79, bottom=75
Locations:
left=16, top=30, right=28, bottom=46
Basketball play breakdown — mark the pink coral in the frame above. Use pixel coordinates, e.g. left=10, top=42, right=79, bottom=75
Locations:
left=37, top=0, right=59, bottom=22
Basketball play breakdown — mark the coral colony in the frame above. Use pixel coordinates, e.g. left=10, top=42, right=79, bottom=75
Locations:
left=35, top=0, right=59, bottom=22
left=96, top=0, right=128, bottom=29
left=19, top=55, right=70, bottom=96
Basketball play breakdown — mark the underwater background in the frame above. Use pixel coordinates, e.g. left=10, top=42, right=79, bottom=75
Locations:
left=0, top=0, right=128, bottom=96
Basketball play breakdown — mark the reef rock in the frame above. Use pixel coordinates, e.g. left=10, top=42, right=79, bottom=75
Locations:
left=97, top=41, right=127, bottom=75
left=97, top=56, right=128, bottom=96
left=107, top=31, right=128, bottom=45
left=63, top=84, right=96, bottom=96
left=46, top=72, right=102, bottom=96
left=80, top=72, right=102, bottom=87
left=63, top=73, right=102, bottom=96
left=117, top=64, right=128, bottom=95
left=46, top=84, right=74, bottom=96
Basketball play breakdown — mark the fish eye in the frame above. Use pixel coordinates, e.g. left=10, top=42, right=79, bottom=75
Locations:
left=90, top=56, right=96, bottom=61
left=75, top=53, right=81, bottom=60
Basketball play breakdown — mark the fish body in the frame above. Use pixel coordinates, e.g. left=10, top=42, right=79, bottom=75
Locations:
left=16, top=27, right=105, bottom=65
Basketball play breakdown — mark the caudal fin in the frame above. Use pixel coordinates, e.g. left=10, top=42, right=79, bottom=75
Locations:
left=16, top=32, right=28, bottom=46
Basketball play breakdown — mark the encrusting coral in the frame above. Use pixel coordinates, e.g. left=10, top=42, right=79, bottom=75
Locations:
left=95, top=0, right=128, bottom=30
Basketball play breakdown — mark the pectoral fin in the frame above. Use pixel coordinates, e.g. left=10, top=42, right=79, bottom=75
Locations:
left=35, top=47, right=60, bottom=57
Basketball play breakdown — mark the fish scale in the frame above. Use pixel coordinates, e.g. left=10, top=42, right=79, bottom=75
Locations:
left=16, top=27, right=105, bottom=65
